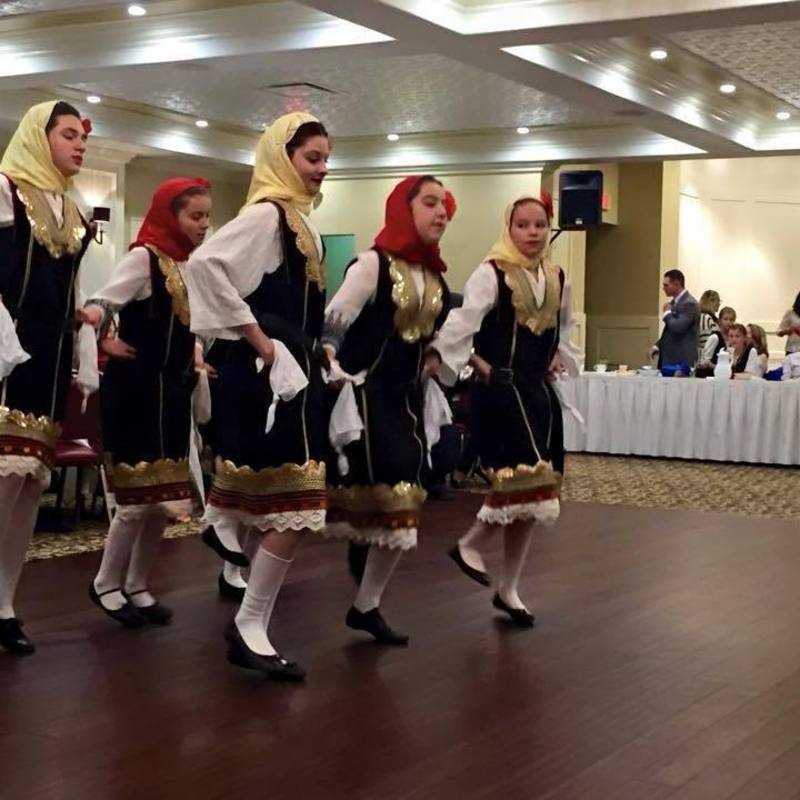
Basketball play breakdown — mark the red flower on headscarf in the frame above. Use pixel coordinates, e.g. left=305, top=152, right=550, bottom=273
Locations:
left=131, top=176, right=211, bottom=262
left=81, top=118, right=92, bottom=135
left=373, top=175, right=452, bottom=273
left=444, top=190, right=457, bottom=221
left=538, top=189, right=554, bottom=223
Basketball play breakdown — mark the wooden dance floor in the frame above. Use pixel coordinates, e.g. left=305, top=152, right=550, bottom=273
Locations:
left=4, top=495, right=800, bottom=799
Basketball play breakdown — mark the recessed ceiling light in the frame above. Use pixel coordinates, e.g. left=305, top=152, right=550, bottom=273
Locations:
left=573, top=54, right=589, bottom=64
left=195, top=119, right=209, bottom=128
left=776, top=110, right=791, bottom=121
left=516, top=126, right=530, bottom=135
left=86, top=95, right=101, bottom=104
left=650, top=48, right=668, bottom=61
left=386, top=133, right=399, bottom=141
left=127, top=4, right=146, bottom=16
left=719, top=83, right=737, bottom=94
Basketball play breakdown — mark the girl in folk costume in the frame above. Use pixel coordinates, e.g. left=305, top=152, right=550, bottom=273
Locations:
left=0, top=101, right=93, bottom=655
left=83, top=178, right=212, bottom=628
left=427, top=193, right=581, bottom=626
left=323, top=175, right=455, bottom=645
left=184, top=113, right=329, bottom=681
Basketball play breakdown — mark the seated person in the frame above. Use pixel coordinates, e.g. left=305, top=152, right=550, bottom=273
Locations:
left=781, top=350, right=800, bottom=380
left=728, top=323, right=761, bottom=378
left=695, top=306, right=736, bottom=376
left=746, top=324, right=769, bottom=378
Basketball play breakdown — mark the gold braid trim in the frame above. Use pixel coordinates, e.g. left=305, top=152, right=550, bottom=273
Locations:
left=329, top=481, right=427, bottom=515
left=111, top=457, right=191, bottom=490
left=389, top=256, right=444, bottom=343
left=15, top=180, right=85, bottom=259
left=213, top=456, right=326, bottom=496
left=276, top=201, right=325, bottom=290
left=484, top=461, right=562, bottom=493
left=147, top=245, right=191, bottom=326
left=0, top=406, right=59, bottom=448
left=497, top=259, right=561, bottom=335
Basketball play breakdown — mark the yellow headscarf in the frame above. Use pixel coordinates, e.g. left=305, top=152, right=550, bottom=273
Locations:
left=244, top=111, right=322, bottom=215
left=484, top=196, right=544, bottom=272
left=0, top=100, right=72, bottom=194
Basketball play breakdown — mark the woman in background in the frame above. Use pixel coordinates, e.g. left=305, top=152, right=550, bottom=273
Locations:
left=745, top=324, right=769, bottom=378
left=777, top=291, right=800, bottom=356
left=697, top=290, right=721, bottom=363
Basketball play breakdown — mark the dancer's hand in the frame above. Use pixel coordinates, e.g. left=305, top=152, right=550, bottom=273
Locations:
left=194, top=343, right=217, bottom=378
left=101, top=336, right=136, bottom=360
left=78, top=305, right=103, bottom=328
left=470, top=354, right=492, bottom=385
left=547, top=352, right=565, bottom=382
left=421, top=351, right=441, bottom=380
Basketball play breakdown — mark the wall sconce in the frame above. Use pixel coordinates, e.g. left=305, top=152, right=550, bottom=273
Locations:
left=91, top=206, right=111, bottom=244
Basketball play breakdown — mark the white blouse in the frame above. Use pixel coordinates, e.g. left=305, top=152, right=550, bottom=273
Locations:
left=732, top=347, right=763, bottom=378
left=432, top=260, right=582, bottom=386
left=87, top=246, right=163, bottom=311
left=0, top=174, right=65, bottom=227
left=183, top=202, right=322, bottom=342
left=323, top=249, right=426, bottom=351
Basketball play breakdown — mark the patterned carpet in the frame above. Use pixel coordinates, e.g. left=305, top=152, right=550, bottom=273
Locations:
left=27, top=454, right=798, bottom=562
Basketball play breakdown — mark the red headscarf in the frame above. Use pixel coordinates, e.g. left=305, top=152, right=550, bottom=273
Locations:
left=131, top=176, right=211, bottom=262
left=373, top=175, right=456, bottom=273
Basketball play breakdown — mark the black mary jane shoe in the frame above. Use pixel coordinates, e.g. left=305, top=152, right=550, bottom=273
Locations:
left=0, top=617, right=35, bottom=656
left=89, top=584, right=147, bottom=629
left=218, top=571, right=246, bottom=602
left=223, top=621, right=305, bottom=682
left=347, top=541, right=370, bottom=585
left=492, top=593, right=535, bottom=628
left=201, top=526, right=250, bottom=568
left=125, top=591, right=173, bottom=626
left=345, top=606, right=410, bottom=646
left=448, top=545, right=491, bottom=587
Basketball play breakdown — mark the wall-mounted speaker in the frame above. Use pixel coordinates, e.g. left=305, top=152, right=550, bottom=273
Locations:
left=558, top=170, right=604, bottom=230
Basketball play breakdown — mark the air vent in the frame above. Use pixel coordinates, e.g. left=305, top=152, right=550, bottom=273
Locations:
left=260, top=82, right=342, bottom=98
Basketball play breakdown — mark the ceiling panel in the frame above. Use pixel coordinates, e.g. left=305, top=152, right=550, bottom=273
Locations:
left=0, top=0, right=117, bottom=15
left=67, top=52, right=615, bottom=136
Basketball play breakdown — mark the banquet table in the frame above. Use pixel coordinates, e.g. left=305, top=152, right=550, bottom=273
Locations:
left=558, top=372, right=800, bottom=465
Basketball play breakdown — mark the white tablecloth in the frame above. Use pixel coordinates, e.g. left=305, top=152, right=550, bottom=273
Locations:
left=559, top=373, right=800, bottom=465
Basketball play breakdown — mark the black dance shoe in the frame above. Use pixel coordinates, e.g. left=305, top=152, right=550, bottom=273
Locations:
left=347, top=541, right=369, bottom=585
left=492, top=593, right=535, bottom=628
left=448, top=545, right=491, bottom=587
left=201, top=525, right=250, bottom=568
left=218, top=571, right=246, bottom=602
left=345, top=606, right=409, bottom=646
left=89, top=584, right=147, bottom=629
left=0, top=617, right=35, bottom=656
left=125, top=592, right=173, bottom=626
left=223, top=621, right=305, bottom=682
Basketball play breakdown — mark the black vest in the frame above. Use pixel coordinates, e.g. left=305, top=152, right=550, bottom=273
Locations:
left=732, top=343, right=755, bottom=375
left=337, top=248, right=451, bottom=386
left=474, top=262, right=564, bottom=379
left=116, top=247, right=195, bottom=378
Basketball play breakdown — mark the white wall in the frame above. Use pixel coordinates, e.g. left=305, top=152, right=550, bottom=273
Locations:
left=678, top=156, right=800, bottom=360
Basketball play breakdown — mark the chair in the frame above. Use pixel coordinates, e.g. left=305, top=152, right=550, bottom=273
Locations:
left=52, top=380, right=103, bottom=524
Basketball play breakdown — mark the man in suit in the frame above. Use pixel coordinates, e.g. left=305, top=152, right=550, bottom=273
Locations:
left=650, top=269, right=699, bottom=370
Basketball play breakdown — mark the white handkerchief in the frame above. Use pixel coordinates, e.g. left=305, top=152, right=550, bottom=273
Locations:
left=76, top=323, right=100, bottom=413
left=329, top=382, right=363, bottom=476
left=255, top=339, right=308, bottom=433
left=193, top=368, right=212, bottom=425
left=424, top=378, right=452, bottom=466
left=551, top=377, right=586, bottom=429
left=0, top=300, right=29, bottom=381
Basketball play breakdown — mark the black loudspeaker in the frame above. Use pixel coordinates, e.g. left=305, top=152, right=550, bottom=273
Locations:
left=558, top=170, right=603, bottom=230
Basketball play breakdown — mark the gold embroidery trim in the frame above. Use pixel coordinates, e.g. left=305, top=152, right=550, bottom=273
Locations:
left=15, top=180, right=85, bottom=259
left=484, top=461, right=562, bottom=493
left=0, top=406, right=59, bottom=448
left=147, top=245, right=191, bottom=326
left=276, top=201, right=325, bottom=290
left=213, top=456, right=326, bottom=495
left=111, top=457, right=191, bottom=489
left=388, top=256, right=443, bottom=343
left=329, top=481, right=427, bottom=514
left=498, top=259, right=561, bottom=335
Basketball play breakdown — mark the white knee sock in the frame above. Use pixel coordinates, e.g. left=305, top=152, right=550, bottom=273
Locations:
left=211, top=516, right=244, bottom=558
left=222, top=525, right=255, bottom=588
left=458, top=520, right=495, bottom=573
left=124, top=515, right=167, bottom=608
left=94, top=515, right=145, bottom=611
left=498, top=523, right=534, bottom=611
left=0, top=478, right=40, bottom=619
left=354, top=545, right=403, bottom=613
left=223, top=560, right=248, bottom=589
left=234, top=547, right=292, bottom=656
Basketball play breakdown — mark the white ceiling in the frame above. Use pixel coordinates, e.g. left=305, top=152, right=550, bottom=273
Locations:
left=3, top=0, right=800, bottom=170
